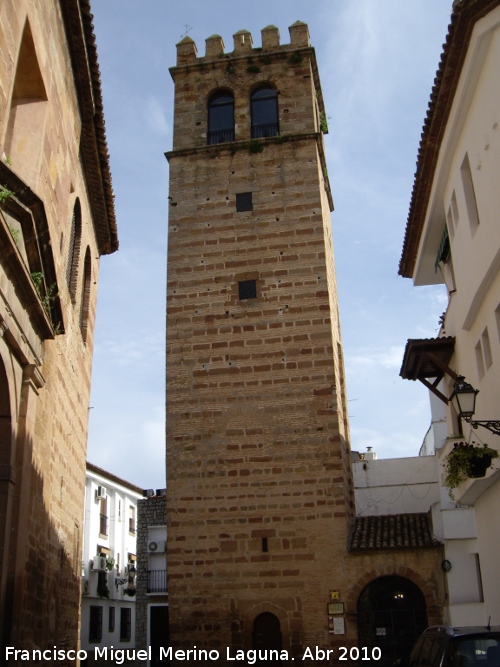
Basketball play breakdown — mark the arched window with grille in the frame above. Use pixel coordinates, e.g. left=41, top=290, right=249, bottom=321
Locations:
left=251, top=86, right=279, bottom=138
left=207, top=91, right=234, bottom=144
left=66, top=198, right=82, bottom=303
left=80, top=247, right=91, bottom=342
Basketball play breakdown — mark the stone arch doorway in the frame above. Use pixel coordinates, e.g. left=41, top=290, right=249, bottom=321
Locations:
left=357, top=575, right=427, bottom=667
left=252, top=612, right=282, bottom=666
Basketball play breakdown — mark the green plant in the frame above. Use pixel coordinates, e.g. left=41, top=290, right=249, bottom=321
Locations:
left=445, top=442, right=498, bottom=493
left=0, top=186, right=15, bottom=203
left=247, top=139, right=263, bottom=154
left=31, top=272, right=57, bottom=319
left=8, top=225, right=20, bottom=245
left=320, top=112, right=328, bottom=133
left=246, top=65, right=260, bottom=73
left=123, top=588, right=136, bottom=597
left=2, top=155, right=12, bottom=166
left=106, top=557, right=115, bottom=572
left=288, top=50, right=303, bottom=65
left=97, top=571, right=110, bottom=599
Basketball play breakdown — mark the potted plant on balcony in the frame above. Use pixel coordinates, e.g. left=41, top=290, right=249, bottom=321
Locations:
left=445, top=442, right=498, bottom=494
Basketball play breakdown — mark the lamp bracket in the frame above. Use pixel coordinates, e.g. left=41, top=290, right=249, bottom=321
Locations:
left=464, top=417, right=500, bottom=437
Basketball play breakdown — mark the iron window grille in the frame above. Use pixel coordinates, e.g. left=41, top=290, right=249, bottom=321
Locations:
left=147, top=569, right=168, bottom=594
left=251, top=87, right=279, bottom=139
left=236, top=192, right=253, bottom=212
left=89, top=605, right=103, bottom=642
left=208, top=92, right=235, bottom=145
left=120, top=607, right=132, bottom=641
left=239, top=280, right=257, bottom=300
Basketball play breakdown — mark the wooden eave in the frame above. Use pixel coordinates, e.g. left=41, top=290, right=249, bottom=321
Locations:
left=87, top=461, right=143, bottom=495
left=58, top=0, right=118, bottom=255
left=400, top=337, right=456, bottom=404
left=399, top=0, right=500, bottom=278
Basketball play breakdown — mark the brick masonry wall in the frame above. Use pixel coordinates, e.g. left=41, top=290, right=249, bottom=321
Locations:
left=135, top=497, right=168, bottom=650
left=165, top=26, right=444, bottom=662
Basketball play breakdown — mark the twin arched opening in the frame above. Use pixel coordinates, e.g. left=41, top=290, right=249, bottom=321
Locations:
left=207, top=86, right=279, bottom=145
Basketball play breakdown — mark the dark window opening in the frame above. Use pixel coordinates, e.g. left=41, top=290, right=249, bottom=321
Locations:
left=262, top=537, right=268, bottom=553
left=120, top=607, right=132, bottom=641
left=208, top=91, right=234, bottom=145
left=236, top=192, right=253, bottom=212
left=109, top=606, right=115, bottom=632
left=89, top=605, right=103, bottom=643
left=251, top=86, right=279, bottom=138
left=239, top=280, right=257, bottom=301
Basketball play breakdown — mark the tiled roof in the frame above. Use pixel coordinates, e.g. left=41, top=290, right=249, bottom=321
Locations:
left=349, top=513, right=441, bottom=551
left=58, top=0, right=118, bottom=255
left=399, top=0, right=500, bottom=278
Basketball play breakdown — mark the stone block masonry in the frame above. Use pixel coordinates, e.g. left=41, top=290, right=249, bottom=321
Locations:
left=165, top=23, right=443, bottom=662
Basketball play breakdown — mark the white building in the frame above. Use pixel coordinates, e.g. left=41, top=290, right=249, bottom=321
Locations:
left=81, top=462, right=143, bottom=659
left=399, top=0, right=500, bottom=627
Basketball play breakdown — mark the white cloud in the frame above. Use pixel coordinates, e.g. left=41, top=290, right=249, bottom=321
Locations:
left=145, top=96, right=169, bottom=137
left=347, top=345, right=405, bottom=371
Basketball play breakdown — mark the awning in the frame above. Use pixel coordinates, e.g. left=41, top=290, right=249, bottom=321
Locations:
left=400, top=337, right=456, bottom=403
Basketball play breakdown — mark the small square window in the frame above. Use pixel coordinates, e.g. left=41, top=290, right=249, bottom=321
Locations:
left=236, top=192, right=253, bottom=212
left=239, top=280, right=257, bottom=300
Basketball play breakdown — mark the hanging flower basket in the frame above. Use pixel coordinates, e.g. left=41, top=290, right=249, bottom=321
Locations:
left=445, top=442, right=498, bottom=491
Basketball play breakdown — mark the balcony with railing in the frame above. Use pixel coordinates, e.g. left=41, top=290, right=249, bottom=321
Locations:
left=99, top=514, right=108, bottom=537
left=207, top=128, right=235, bottom=145
left=147, top=569, right=168, bottom=594
left=251, top=123, right=279, bottom=139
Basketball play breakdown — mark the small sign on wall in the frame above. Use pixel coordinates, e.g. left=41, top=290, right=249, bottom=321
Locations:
left=327, top=602, right=344, bottom=615
left=329, top=616, right=345, bottom=634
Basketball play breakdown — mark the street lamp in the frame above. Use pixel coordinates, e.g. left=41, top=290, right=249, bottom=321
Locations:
left=450, top=376, right=500, bottom=436
left=449, top=376, right=479, bottom=418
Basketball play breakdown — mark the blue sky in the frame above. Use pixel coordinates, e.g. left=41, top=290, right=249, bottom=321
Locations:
left=87, top=0, right=453, bottom=490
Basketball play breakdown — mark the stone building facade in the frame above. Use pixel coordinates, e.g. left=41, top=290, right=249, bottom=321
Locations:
left=0, top=0, right=117, bottom=652
left=135, top=493, right=168, bottom=666
left=165, top=22, right=444, bottom=665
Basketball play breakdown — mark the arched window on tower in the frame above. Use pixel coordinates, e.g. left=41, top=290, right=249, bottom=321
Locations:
left=66, top=198, right=82, bottom=303
left=80, top=247, right=91, bottom=342
left=207, top=91, right=234, bottom=144
left=251, top=86, right=279, bottom=138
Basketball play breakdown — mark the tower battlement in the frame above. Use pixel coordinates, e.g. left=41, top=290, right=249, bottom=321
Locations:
left=175, top=21, right=310, bottom=66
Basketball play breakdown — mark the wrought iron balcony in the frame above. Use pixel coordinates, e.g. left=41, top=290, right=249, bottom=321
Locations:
left=147, top=569, right=168, bottom=594
left=207, top=129, right=235, bottom=145
left=251, top=123, right=279, bottom=139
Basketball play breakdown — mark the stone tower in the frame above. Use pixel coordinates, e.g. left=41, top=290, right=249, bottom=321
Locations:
left=165, top=22, right=355, bottom=658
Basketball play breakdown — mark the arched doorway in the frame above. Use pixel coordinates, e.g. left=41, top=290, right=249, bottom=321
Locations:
left=252, top=612, right=282, bottom=666
left=357, top=576, right=427, bottom=667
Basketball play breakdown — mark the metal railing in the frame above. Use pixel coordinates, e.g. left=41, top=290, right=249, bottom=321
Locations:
left=207, top=129, right=235, bottom=144
left=251, top=123, right=279, bottom=139
left=99, top=514, right=108, bottom=536
left=147, top=570, right=168, bottom=594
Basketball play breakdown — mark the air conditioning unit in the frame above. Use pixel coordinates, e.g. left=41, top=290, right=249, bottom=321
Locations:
left=148, top=540, right=166, bottom=553
left=91, top=559, right=100, bottom=572
left=96, top=485, right=107, bottom=500
left=82, top=578, right=90, bottom=595
left=96, top=556, right=107, bottom=572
